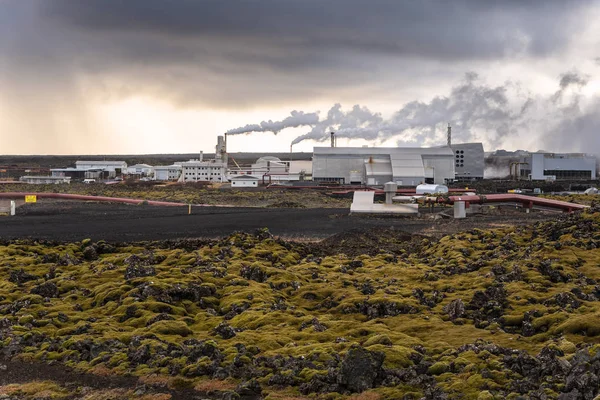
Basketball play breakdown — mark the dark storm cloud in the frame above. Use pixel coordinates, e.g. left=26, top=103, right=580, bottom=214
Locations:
left=2, top=0, right=593, bottom=110
left=0, top=0, right=598, bottom=154
left=44, top=0, right=587, bottom=63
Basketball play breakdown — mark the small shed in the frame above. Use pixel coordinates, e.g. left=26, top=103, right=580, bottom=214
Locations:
left=231, top=175, right=260, bottom=187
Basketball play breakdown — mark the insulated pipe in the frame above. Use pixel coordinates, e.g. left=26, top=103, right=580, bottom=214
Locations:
left=442, top=194, right=587, bottom=212
left=0, top=192, right=188, bottom=207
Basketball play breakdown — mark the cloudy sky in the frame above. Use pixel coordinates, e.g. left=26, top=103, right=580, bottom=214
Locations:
left=1, top=0, right=599, bottom=155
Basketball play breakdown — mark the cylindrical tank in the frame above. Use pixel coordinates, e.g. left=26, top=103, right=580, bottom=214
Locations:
left=416, top=184, right=448, bottom=195
left=384, top=181, right=397, bottom=204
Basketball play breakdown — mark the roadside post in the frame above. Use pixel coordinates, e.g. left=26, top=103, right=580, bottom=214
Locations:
left=10, top=201, right=15, bottom=216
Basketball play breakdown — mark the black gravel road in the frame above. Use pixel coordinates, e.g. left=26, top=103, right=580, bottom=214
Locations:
left=0, top=200, right=553, bottom=242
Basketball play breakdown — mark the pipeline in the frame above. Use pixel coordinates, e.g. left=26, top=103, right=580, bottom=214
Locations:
left=0, top=192, right=187, bottom=207
left=440, top=194, right=587, bottom=212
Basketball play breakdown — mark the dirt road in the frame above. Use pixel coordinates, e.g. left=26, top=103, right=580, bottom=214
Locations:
left=0, top=200, right=554, bottom=242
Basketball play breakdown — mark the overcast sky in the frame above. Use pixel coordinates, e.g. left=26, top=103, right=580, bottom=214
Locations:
left=1, top=0, right=599, bottom=154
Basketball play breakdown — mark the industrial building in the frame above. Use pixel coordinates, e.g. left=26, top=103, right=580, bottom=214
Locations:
left=75, top=161, right=127, bottom=178
left=180, top=136, right=227, bottom=183
left=126, top=164, right=154, bottom=176
left=312, top=146, right=460, bottom=186
left=519, top=153, right=597, bottom=180
left=154, top=165, right=182, bottom=181
left=51, top=168, right=109, bottom=180
left=451, top=143, right=485, bottom=181
left=20, top=176, right=71, bottom=184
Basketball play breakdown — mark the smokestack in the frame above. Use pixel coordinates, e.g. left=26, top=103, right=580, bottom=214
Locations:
left=447, top=123, right=452, bottom=147
left=290, top=143, right=293, bottom=168
left=331, top=131, right=335, bottom=148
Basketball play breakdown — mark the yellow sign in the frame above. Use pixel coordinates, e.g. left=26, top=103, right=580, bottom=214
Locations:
left=25, top=195, right=37, bottom=203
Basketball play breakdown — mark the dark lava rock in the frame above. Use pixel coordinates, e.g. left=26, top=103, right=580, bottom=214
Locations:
left=413, top=288, right=445, bottom=308
left=360, top=282, right=376, bottom=295
left=128, top=344, right=152, bottom=366
left=124, top=264, right=156, bottom=280
left=82, top=245, right=98, bottom=261
left=544, top=292, right=581, bottom=309
left=467, top=284, right=508, bottom=324
left=57, top=253, right=81, bottom=266
left=570, top=287, right=599, bottom=302
left=167, top=283, right=216, bottom=302
left=30, top=282, right=59, bottom=298
left=146, top=313, right=174, bottom=327
left=350, top=300, right=417, bottom=319
left=239, top=265, right=268, bottom=283
left=300, top=318, right=328, bottom=332
left=236, top=379, right=262, bottom=396
left=213, top=322, right=236, bottom=339
left=337, top=346, right=385, bottom=393
left=537, top=260, right=571, bottom=283
left=9, top=269, right=37, bottom=285
left=119, top=305, right=139, bottom=322
left=443, top=299, right=465, bottom=320
left=57, top=313, right=69, bottom=323
left=0, top=318, right=12, bottom=332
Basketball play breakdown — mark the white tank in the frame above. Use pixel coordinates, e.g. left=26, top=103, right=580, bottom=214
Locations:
left=416, top=184, right=448, bottom=195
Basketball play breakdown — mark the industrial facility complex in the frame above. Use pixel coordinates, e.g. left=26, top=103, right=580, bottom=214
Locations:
left=12, top=130, right=598, bottom=186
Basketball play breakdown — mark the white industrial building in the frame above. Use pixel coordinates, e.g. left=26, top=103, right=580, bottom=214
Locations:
left=126, top=164, right=154, bottom=176
left=154, top=165, right=182, bottom=181
left=180, top=159, right=227, bottom=182
left=312, top=146, right=459, bottom=186
left=180, top=137, right=228, bottom=183
left=519, top=153, right=597, bottom=180
left=75, top=161, right=127, bottom=178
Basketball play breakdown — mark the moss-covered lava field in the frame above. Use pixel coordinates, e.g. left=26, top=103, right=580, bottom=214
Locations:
left=3, top=208, right=600, bottom=399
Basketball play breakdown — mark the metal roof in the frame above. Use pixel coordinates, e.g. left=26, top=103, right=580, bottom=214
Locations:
left=75, top=161, right=127, bottom=165
left=314, top=146, right=454, bottom=156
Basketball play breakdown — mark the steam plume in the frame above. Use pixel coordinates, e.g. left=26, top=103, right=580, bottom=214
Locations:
left=227, top=71, right=599, bottom=153
left=226, top=110, right=319, bottom=135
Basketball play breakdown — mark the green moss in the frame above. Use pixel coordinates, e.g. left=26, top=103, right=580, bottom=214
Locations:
left=428, top=361, right=450, bottom=375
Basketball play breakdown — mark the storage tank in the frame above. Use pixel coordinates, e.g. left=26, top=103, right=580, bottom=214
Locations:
left=416, top=184, right=448, bottom=195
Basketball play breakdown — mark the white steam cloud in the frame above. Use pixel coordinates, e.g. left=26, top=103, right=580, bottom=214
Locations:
left=226, top=110, right=319, bottom=135
left=226, top=71, right=600, bottom=153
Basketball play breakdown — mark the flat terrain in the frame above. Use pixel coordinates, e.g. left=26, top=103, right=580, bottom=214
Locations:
left=0, top=200, right=554, bottom=242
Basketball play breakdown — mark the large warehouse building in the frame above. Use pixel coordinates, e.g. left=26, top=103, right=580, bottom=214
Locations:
left=519, top=153, right=597, bottom=180
left=312, top=143, right=484, bottom=185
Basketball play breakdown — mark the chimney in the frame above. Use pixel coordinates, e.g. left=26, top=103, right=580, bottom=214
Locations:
left=447, top=123, right=452, bottom=147
left=330, top=131, right=335, bottom=148
left=199, top=151, right=203, bottom=162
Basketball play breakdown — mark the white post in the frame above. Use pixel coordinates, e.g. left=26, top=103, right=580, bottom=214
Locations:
left=454, top=201, right=466, bottom=219
left=10, top=201, right=16, bottom=216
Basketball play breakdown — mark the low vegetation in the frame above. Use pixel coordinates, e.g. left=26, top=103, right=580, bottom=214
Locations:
left=0, top=183, right=351, bottom=208
left=2, top=207, right=600, bottom=398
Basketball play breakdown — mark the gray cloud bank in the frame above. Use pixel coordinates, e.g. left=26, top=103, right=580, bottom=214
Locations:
left=0, top=1, right=597, bottom=153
